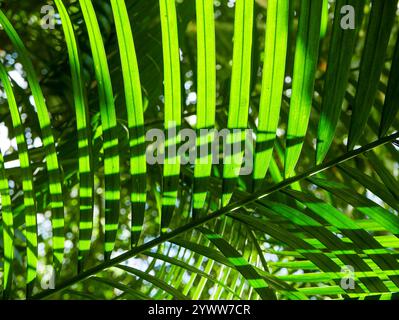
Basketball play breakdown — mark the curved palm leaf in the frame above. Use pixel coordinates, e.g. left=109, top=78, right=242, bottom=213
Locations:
left=0, top=0, right=398, bottom=301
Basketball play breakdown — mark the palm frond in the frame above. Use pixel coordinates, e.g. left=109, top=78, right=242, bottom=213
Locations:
left=0, top=0, right=398, bottom=301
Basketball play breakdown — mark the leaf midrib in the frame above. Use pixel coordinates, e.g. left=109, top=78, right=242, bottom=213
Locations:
left=30, top=131, right=399, bottom=300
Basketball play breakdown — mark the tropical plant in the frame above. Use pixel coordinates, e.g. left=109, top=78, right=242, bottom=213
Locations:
left=0, top=0, right=399, bottom=300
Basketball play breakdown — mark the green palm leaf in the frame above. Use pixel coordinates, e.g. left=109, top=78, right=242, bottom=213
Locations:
left=222, top=0, right=254, bottom=206
left=1, top=0, right=399, bottom=301
left=0, top=63, right=37, bottom=292
left=79, top=0, right=120, bottom=259
left=159, top=0, right=182, bottom=231
left=0, top=9, right=65, bottom=270
left=0, top=150, right=14, bottom=299
left=110, top=0, right=146, bottom=245
left=54, top=0, right=93, bottom=269
left=284, top=0, right=323, bottom=178
left=347, top=0, right=397, bottom=150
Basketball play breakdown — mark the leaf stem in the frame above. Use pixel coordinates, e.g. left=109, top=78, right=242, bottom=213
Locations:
left=31, top=131, right=399, bottom=300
